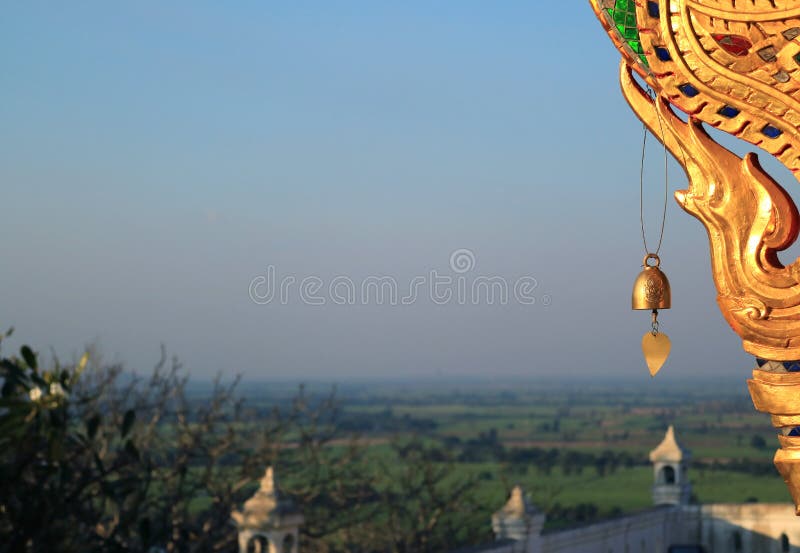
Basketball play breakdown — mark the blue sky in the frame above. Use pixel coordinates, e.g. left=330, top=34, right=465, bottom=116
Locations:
left=1, top=2, right=764, bottom=382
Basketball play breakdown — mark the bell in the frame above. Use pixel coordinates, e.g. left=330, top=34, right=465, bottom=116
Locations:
left=632, top=254, right=671, bottom=310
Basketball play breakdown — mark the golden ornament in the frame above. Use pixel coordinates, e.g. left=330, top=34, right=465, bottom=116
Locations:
left=642, top=331, right=671, bottom=377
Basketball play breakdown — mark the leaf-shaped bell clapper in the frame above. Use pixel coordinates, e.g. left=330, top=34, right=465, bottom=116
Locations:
left=632, top=254, right=671, bottom=310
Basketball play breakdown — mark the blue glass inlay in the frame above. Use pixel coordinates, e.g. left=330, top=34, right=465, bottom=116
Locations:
left=718, top=105, right=740, bottom=118
left=762, top=124, right=783, bottom=139
left=785, top=362, right=800, bottom=372
left=678, top=84, right=699, bottom=98
left=756, top=358, right=768, bottom=367
left=647, top=1, right=660, bottom=18
left=789, top=427, right=800, bottom=437
left=655, top=47, right=671, bottom=62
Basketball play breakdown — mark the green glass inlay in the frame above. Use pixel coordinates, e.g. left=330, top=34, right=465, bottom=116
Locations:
left=794, top=52, right=800, bottom=66
left=606, top=0, right=649, bottom=67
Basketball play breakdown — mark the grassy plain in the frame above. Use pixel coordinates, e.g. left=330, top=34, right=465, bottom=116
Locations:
left=238, top=377, right=791, bottom=529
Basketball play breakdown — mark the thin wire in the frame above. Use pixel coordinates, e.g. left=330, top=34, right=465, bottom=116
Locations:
left=654, top=94, right=669, bottom=254
left=639, top=88, right=669, bottom=257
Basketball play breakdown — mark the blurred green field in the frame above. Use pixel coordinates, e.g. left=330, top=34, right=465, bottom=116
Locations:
left=236, top=380, right=790, bottom=527
left=330, top=380, right=790, bottom=514
left=436, top=461, right=792, bottom=519
left=340, top=391, right=777, bottom=461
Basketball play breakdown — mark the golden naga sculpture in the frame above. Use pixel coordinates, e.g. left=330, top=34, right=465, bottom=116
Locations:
left=589, top=0, right=800, bottom=512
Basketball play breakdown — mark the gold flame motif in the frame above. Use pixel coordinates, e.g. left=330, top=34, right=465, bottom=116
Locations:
left=590, top=0, right=800, bottom=512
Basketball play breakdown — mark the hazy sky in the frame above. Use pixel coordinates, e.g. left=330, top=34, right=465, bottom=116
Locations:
left=3, top=1, right=785, bottom=383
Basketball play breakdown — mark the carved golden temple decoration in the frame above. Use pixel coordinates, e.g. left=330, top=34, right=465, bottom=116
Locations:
left=590, top=0, right=800, bottom=512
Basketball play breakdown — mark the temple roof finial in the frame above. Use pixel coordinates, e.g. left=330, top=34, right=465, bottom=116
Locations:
left=497, top=485, right=538, bottom=518
left=231, top=466, right=303, bottom=530
left=649, top=425, right=690, bottom=462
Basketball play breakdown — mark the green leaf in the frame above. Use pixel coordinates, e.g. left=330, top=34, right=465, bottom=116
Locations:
left=121, top=409, right=135, bottom=438
left=87, top=413, right=101, bottom=439
left=30, top=372, right=46, bottom=387
left=124, top=439, right=139, bottom=461
left=2, top=379, right=17, bottom=398
left=20, top=346, right=36, bottom=370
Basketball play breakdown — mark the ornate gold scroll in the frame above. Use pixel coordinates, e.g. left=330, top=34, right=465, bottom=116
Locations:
left=589, top=0, right=800, bottom=512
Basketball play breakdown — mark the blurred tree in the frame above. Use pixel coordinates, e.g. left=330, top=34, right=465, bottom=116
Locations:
left=0, top=331, right=482, bottom=553
left=0, top=332, right=286, bottom=552
left=362, top=437, right=485, bottom=553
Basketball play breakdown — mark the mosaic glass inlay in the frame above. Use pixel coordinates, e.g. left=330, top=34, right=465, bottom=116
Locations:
left=606, top=0, right=648, bottom=66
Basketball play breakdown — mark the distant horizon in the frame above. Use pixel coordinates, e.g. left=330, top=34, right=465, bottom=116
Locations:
left=180, top=370, right=757, bottom=395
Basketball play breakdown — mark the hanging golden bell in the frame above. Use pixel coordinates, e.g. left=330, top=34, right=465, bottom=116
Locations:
left=632, top=254, right=671, bottom=310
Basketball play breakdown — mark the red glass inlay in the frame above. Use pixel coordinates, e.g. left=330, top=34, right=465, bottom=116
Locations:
left=712, top=34, right=752, bottom=57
